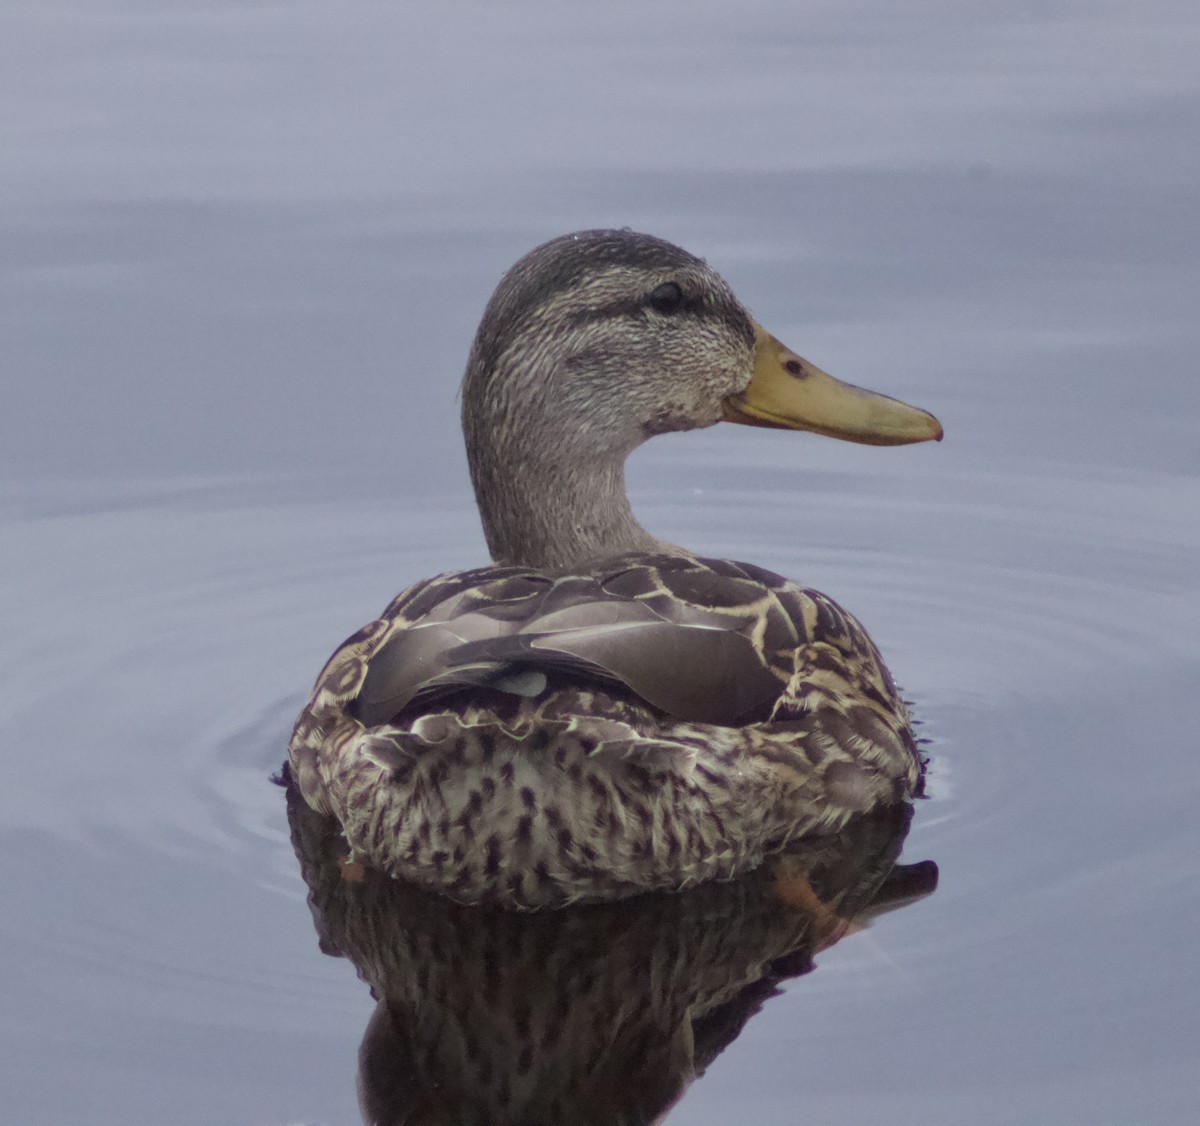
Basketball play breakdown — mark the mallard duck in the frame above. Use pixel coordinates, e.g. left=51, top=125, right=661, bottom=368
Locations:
left=288, top=229, right=942, bottom=909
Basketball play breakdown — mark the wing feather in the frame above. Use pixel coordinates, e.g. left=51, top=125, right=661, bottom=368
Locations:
left=352, top=554, right=822, bottom=728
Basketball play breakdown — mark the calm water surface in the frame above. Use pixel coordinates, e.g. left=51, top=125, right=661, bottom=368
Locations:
left=2, top=2, right=1198, bottom=1123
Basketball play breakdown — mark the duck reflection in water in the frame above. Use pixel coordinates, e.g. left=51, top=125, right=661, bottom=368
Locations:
left=285, top=768, right=936, bottom=1126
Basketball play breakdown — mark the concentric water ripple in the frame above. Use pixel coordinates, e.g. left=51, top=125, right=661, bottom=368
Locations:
left=5, top=460, right=1195, bottom=864
left=2, top=461, right=1197, bottom=1121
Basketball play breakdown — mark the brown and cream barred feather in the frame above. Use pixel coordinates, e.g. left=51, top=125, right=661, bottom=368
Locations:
left=289, top=554, right=922, bottom=908
left=288, top=552, right=916, bottom=902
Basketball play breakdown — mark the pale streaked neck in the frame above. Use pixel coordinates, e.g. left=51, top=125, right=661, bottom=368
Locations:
left=469, top=439, right=667, bottom=570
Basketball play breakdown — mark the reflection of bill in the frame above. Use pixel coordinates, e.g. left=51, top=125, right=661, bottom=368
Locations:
left=285, top=768, right=936, bottom=1126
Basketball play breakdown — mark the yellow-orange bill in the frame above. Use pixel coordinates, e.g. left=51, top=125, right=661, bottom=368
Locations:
left=723, top=324, right=943, bottom=446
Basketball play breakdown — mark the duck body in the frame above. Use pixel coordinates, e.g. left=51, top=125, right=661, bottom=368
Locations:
left=289, top=230, right=942, bottom=908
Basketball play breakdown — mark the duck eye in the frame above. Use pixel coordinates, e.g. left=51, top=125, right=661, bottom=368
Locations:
left=646, top=282, right=685, bottom=314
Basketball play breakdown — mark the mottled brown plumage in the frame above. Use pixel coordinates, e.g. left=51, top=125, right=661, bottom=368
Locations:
left=285, top=771, right=937, bottom=1125
left=288, top=229, right=942, bottom=908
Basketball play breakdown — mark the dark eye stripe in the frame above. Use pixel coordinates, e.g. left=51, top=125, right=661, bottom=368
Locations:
left=562, top=294, right=754, bottom=347
left=646, top=282, right=685, bottom=314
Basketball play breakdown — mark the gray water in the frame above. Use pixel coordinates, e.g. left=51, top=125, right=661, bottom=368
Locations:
left=3, top=1, right=1199, bottom=1122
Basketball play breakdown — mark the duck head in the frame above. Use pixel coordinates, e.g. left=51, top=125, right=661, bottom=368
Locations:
left=460, top=229, right=941, bottom=568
